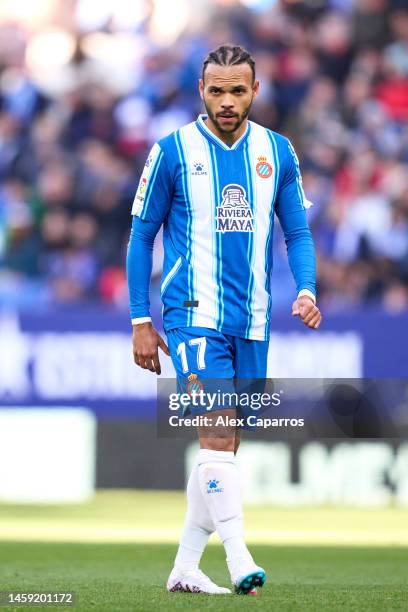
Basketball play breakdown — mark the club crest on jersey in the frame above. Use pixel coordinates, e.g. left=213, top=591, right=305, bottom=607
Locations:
left=256, top=156, right=273, bottom=179
left=191, top=162, right=207, bottom=176
left=215, top=184, right=254, bottom=233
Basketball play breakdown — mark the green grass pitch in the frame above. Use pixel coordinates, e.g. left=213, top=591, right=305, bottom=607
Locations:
left=1, top=542, right=407, bottom=611
left=0, top=492, right=407, bottom=611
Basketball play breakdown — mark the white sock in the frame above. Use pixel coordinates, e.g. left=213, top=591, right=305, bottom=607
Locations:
left=197, top=449, right=253, bottom=564
left=174, top=461, right=214, bottom=571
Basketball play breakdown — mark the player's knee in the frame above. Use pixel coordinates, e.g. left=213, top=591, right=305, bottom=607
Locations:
left=199, top=437, right=235, bottom=452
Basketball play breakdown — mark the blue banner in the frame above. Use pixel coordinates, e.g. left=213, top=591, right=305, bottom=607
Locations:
left=0, top=307, right=407, bottom=418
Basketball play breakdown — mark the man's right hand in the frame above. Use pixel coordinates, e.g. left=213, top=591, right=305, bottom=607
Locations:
left=132, top=322, right=170, bottom=375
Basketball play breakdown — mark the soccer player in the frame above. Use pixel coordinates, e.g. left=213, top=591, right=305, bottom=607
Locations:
left=127, top=44, right=321, bottom=595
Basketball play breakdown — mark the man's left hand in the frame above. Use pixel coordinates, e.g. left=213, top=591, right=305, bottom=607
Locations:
left=292, top=296, right=322, bottom=329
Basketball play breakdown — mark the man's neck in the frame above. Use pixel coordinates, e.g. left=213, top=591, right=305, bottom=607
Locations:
left=204, top=116, right=247, bottom=147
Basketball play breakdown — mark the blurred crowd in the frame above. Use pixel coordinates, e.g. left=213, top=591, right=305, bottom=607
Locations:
left=0, top=0, right=408, bottom=314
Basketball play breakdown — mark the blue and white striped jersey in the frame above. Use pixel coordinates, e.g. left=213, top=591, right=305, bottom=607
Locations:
left=129, top=114, right=316, bottom=341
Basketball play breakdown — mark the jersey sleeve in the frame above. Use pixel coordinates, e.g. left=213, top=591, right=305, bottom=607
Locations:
left=131, top=142, right=173, bottom=224
left=275, top=139, right=316, bottom=298
left=128, top=142, right=172, bottom=321
left=126, top=215, right=162, bottom=320
left=276, top=139, right=309, bottom=214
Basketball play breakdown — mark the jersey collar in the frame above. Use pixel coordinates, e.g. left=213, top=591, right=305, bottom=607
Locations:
left=196, top=114, right=251, bottom=151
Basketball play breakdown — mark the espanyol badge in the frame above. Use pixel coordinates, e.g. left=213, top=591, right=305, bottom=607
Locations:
left=187, top=373, right=204, bottom=395
left=256, top=156, right=273, bottom=179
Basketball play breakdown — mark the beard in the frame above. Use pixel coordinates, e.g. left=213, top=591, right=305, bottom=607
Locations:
left=203, top=96, right=253, bottom=134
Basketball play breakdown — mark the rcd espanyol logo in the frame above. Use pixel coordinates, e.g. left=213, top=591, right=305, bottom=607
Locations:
left=187, top=373, right=204, bottom=395
left=256, top=156, right=273, bottom=179
left=215, top=184, right=254, bottom=233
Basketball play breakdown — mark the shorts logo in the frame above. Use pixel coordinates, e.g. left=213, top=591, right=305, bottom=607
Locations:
left=191, top=162, right=207, bottom=176
left=145, top=154, right=153, bottom=168
left=187, top=373, right=204, bottom=395
left=206, top=479, right=223, bottom=494
left=215, top=184, right=254, bottom=233
left=256, top=156, right=273, bottom=179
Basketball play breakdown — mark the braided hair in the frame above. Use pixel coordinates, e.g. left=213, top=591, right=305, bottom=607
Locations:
left=202, top=44, right=256, bottom=83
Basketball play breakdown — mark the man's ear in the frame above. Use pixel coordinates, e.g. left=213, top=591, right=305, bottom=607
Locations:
left=252, top=79, right=260, bottom=99
left=198, top=78, right=204, bottom=100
